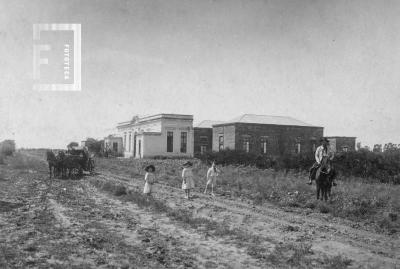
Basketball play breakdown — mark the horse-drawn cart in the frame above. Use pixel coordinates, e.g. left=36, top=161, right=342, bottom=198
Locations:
left=66, top=147, right=95, bottom=177
left=46, top=146, right=95, bottom=179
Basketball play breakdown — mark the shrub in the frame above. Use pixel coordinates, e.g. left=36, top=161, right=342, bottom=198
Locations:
left=196, top=149, right=315, bottom=171
left=95, top=154, right=400, bottom=234
left=196, top=149, right=400, bottom=184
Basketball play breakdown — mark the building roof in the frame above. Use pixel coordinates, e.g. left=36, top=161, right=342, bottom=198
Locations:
left=325, top=136, right=357, bottom=139
left=195, top=120, right=225, bottom=128
left=213, top=114, right=319, bottom=127
left=117, top=113, right=193, bottom=128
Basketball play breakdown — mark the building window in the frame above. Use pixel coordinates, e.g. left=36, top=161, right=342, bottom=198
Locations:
left=167, top=131, right=174, bottom=152
left=133, top=134, right=136, bottom=156
left=295, top=143, right=301, bottom=154
left=260, top=137, right=268, bottom=154
left=200, top=145, right=207, bottom=155
left=218, top=135, right=224, bottom=151
left=200, top=136, right=208, bottom=145
left=112, top=142, right=118, bottom=152
left=180, top=132, right=187, bottom=153
left=138, top=140, right=142, bottom=158
left=128, top=133, right=131, bottom=152
left=123, top=133, right=127, bottom=150
left=242, top=137, right=250, bottom=153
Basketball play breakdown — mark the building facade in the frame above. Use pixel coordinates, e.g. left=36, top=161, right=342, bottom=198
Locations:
left=104, top=135, right=123, bottom=155
left=211, top=114, right=323, bottom=156
left=193, top=120, right=224, bottom=155
left=117, top=114, right=194, bottom=158
left=326, top=136, right=356, bottom=153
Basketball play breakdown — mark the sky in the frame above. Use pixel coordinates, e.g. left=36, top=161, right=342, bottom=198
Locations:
left=1, top=0, right=400, bottom=148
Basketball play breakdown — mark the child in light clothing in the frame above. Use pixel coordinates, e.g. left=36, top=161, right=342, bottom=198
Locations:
left=181, top=161, right=194, bottom=199
left=143, top=165, right=155, bottom=195
left=204, top=161, right=220, bottom=196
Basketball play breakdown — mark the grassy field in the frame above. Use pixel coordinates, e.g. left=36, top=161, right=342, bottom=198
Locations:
left=1, top=150, right=399, bottom=268
left=96, top=157, right=400, bottom=235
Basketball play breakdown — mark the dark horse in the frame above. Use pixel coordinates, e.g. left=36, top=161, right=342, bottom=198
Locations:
left=46, top=150, right=58, bottom=178
left=56, top=151, right=66, bottom=178
left=316, top=156, right=334, bottom=201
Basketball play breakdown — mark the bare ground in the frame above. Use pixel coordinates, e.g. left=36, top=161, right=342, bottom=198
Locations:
left=0, top=152, right=399, bottom=268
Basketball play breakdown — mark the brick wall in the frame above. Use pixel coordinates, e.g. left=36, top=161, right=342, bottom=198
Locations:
left=327, top=137, right=356, bottom=152
left=212, top=125, right=236, bottom=151
left=193, top=127, right=213, bottom=154
left=233, top=123, right=323, bottom=156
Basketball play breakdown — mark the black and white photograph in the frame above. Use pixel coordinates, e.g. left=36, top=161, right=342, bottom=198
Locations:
left=0, top=0, right=399, bottom=268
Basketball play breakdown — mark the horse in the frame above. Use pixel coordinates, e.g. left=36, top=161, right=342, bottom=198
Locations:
left=56, top=151, right=66, bottom=178
left=46, top=150, right=58, bottom=178
left=315, top=156, right=334, bottom=201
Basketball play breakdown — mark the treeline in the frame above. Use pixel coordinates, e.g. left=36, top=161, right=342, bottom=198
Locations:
left=196, top=147, right=400, bottom=184
left=79, top=138, right=123, bottom=157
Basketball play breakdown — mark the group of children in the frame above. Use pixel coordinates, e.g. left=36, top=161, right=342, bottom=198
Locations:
left=142, top=160, right=221, bottom=199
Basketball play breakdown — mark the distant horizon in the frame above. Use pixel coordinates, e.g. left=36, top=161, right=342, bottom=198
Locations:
left=0, top=110, right=395, bottom=149
left=1, top=0, right=400, bottom=149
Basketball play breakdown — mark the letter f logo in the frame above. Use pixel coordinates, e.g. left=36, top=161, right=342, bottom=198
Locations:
left=33, top=24, right=51, bottom=80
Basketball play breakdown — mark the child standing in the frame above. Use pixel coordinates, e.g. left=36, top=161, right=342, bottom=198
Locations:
left=181, top=161, right=194, bottom=199
left=204, top=161, right=220, bottom=196
left=143, top=165, right=155, bottom=195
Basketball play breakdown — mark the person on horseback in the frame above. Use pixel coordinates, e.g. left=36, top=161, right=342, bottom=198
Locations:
left=308, top=137, right=337, bottom=186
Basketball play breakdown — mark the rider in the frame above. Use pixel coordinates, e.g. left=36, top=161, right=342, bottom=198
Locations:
left=308, top=137, right=337, bottom=186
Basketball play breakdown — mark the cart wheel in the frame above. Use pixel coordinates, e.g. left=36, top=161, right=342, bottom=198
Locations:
left=70, top=167, right=80, bottom=179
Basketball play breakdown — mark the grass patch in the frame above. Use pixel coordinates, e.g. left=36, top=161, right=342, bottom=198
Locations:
left=95, top=157, right=400, bottom=234
left=268, top=242, right=314, bottom=268
left=318, top=202, right=333, bottom=214
left=322, top=254, right=352, bottom=269
left=91, top=176, right=357, bottom=268
left=8, top=152, right=46, bottom=172
left=90, top=177, right=272, bottom=262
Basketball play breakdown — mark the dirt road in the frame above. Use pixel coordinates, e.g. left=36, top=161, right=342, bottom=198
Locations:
left=0, top=153, right=399, bottom=268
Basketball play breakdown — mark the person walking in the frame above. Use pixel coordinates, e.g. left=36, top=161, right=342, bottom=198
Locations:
left=204, top=161, right=220, bottom=196
left=182, top=161, right=194, bottom=199
left=143, top=165, right=155, bottom=195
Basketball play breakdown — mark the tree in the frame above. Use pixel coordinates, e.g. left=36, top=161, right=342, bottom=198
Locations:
left=383, top=143, right=398, bottom=152
left=373, top=144, right=382, bottom=153
left=85, top=138, right=103, bottom=155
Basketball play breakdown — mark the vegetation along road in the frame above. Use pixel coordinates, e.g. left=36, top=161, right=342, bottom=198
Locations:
left=0, top=150, right=399, bottom=268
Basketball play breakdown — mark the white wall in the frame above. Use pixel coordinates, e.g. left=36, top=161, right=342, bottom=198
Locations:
left=161, top=119, right=193, bottom=157
left=118, top=116, right=193, bottom=158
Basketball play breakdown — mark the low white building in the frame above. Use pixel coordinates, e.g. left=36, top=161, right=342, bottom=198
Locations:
left=104, top=135, right=123, bottom=155
left=117, top=114, right=194, bottom=158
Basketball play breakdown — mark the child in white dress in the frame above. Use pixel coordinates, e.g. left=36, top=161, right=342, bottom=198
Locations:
left=182, top=161, right=194, bottom=199
left=204, top=161, right=220, bottom=196
left=143, top=165, right=155, bottom=195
